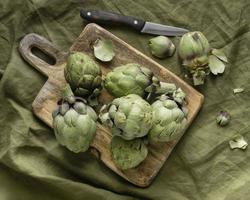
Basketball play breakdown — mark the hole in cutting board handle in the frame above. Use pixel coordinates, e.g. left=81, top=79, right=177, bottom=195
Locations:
left=31, top=46, right=56, bottom=66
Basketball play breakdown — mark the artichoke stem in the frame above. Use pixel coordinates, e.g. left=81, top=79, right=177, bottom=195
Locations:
left=62, top=84, right=74, bottom=99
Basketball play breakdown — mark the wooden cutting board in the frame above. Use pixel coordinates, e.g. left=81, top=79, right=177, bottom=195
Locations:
left=19, top=23, right=204, bottom=187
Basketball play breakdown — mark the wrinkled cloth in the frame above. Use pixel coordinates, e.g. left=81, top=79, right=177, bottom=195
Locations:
left=1, top=0, right=250, bottom=200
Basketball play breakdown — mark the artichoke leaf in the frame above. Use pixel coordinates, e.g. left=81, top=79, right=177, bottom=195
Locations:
left=229, top=135, right=248, bottom=150
left=94, top=39, right=115, bottom=62
left=211, top=49, right=228, bottom=63
left=233, top=88, right=244, bottom=94
left=208, top=55, right=225, bottom=75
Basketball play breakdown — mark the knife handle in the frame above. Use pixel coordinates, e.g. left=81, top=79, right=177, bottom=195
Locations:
left=80, top=10, right=145, bottom=31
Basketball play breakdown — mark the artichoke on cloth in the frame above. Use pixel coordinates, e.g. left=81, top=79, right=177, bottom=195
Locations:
left=179, top=31, right=210, bottom=71
left=100, top=94, right=153, bottom=140
left=104, top=63, right=159, bottom=98
left=52, top=85, right=97, bottom=153
left=178, top=31, right=228, bottom=85
left=111, top=136, right=148, bottom=170
left=64, top=52, right=102, bottom=99
left=149, top=36, right=176, bottom=58
left=148, top=95, right=187, bottom=143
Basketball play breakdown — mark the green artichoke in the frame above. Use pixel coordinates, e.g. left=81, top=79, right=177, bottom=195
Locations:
left=52, top=85, right=97, bottom=153
left=148, top=95, right=187, bottom=142
left=111, top=136, right=148, bottom=170
left=178, top=31, right=211, bottom=85
left=100, top=94, right=153, bottom=140
left=104, top=63, right=159, bottom=98
left=179, top=32, right=228, bottom=85
left=179, top=31, right=210, bottom=71
left=64, top=52, right=102, bottom=98
left=149, top=36, right=175, bottom=58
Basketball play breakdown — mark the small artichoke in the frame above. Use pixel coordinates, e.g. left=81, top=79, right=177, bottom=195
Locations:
left=100, top=94, right=153, bottom=140
left=149, top=36, right=175, bottom=58
left=104, top=63, right=159, bottom=98
left=216, top=111, right=230, bottom=126
left=111, top=136, right=148, bottom=170
left=52, top=85, right=97, bottom=153
left=64, top=52, right=102, bottom=98
left=148, top=95, right=187, bottom=142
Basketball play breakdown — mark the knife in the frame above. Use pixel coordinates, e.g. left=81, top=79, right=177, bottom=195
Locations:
left=80, top=10, right=189, bottom=36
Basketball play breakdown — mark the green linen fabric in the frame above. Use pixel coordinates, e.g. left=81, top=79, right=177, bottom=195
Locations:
left=1, top=0, right=250, bottom=199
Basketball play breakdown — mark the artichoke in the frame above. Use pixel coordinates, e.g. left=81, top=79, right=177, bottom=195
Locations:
left=216, top=111, right=230, bottom=126
left=100, top=94, right=153, bottom=140
left=149, top=36, right=175, bottom=58
left=64, top=52, right=102, bottom=98
left=52, top=85, right=97, bottom=153
left=178, top=31, right=210, bottom=85
left=104, top=63, right=159, bottom=98
left=178, top=31, right=228, bottom=85
left=179, top=31, right=210, bottom=71
left=148, top=95, right=187, bottom=142
left=111, top=136, right=148, bottom=170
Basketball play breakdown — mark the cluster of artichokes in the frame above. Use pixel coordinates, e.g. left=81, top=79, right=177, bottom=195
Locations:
left=148, top=32, right=228, bottom=86
left=53, top=52, right=102, bottom=153
left=101, top=64, right=188, bottom=170
left=52, top=48, right=188, bottom=170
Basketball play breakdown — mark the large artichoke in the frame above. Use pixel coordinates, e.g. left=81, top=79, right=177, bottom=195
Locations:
left=52, top=85, right=97, bottom=153
left=148, top=95, right=187, bottom=143
left=104, top=63, right=159, bottom=98
left=64, top=52, right=102, bottom=98
left=178, top=31, right=210, bottom=85
left=179, top=31, right=210, bottom=71
left=100, top=94, right=153, bottom=140
left=111, top=136, right=148, bottom=170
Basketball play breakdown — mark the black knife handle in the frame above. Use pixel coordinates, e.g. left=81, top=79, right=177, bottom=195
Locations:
left=80, top=10, right=145, bottom=31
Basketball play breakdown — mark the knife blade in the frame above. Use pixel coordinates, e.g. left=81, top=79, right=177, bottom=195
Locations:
left=80, top=10, right=189, bottom=36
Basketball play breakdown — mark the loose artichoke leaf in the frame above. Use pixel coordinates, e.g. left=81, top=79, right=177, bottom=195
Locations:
left=233, top=88, right=244, bottom=94
left=208, top=55, right=226, bottom=75
left=229, top=135, right=248, bottom=150
left=93, top=39, right=115, bottom=62
left=211, top=49, right=228, bottom=63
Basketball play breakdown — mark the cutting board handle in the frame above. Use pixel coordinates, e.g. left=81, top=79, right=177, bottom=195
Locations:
left=19, top=33, right=68, bottom=76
